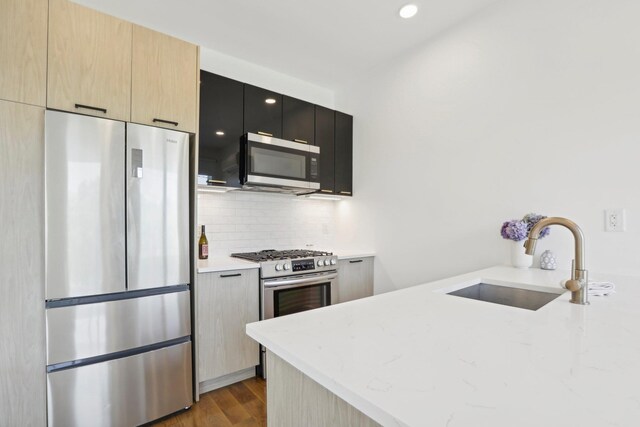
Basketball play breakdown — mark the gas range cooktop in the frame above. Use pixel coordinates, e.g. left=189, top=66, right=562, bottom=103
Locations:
left=232, top=249, right=337, bottom=278
left=231, top=249, right=333, bottom=262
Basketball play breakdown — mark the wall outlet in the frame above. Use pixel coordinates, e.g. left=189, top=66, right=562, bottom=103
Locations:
left=605, top=209, right=626, bottom=232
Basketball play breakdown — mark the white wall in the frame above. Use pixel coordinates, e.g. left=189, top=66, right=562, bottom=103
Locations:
left=335, top=0, right=640, bottom=293
left=200, top=47, right=335, bottom=108
left=198, top=192, right=337, bottom=257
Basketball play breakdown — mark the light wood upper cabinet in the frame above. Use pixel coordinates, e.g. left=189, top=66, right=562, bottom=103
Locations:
left=131, top=25, right=198, bottom=133
left=0, top=0, right=48, bottom=106
left=47, top=0, right=132, bottom=121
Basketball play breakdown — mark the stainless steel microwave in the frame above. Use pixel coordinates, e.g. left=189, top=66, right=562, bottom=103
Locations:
left=240, top=132, right=320, bottom=193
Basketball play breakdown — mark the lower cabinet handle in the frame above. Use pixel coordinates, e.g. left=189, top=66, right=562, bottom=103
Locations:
left=153, top=118, right=179, bottom=126
left=75, top=103, right=107, bottom=114
left=340, top=191, right=352, bottom=195
left=349, top=260, right=363, bottom=264
left=320, top=189, right=333, bottom=193
left=220, top=273, right=242, bottom=278
left=208, top=179, right=227, bottom=185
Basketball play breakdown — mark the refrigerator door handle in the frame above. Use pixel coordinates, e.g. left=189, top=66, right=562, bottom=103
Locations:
left=132, top=148, right=143, bottom=178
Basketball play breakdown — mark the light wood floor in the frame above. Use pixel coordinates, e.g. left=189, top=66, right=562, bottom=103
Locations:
left=152, top=377, right=266, bottom=426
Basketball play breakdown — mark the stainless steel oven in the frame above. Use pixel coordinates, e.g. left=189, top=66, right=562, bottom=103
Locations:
left=262, top=270, right=338, bottom=320
left=231, top=250, right=338, bottom=378
left=240, top=132, right=320, bottom=192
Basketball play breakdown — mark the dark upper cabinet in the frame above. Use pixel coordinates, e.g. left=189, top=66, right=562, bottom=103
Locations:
left=198, top=70, right=243, bottom=188
left=283, top=96, right=315, bottom=145
left=334, top=111, right=353, bottom=196
left=314, top=106, right=335, bottom=194
left=244, top=84, right=282, bottom=138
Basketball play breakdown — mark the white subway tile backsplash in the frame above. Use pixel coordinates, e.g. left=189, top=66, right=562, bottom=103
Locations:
left=198, top=191, right=337, bottom=257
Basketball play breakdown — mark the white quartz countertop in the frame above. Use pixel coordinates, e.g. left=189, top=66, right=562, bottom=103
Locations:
left=246, top=266, right=640, bottom=427
left=197, top=257, right=259, bottom=273
left=335, top=251, right=375, bottom=260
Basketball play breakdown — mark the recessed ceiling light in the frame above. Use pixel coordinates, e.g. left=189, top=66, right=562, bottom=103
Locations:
left=215, top=130, right=225, bottom=136
left=399, top=4, right=418, bottom=19
left=265, top=98, right=276, bottom=104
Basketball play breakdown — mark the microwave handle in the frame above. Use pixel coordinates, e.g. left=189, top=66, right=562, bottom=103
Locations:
left=263, top=272, right=338, bottom=288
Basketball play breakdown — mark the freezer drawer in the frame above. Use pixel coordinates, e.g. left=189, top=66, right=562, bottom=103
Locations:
left=46, top=289, right=191, bottom=365
left=47, top=341, right=193, bottom=427
left=127, top=123, right=190, bottom=290
left=45, top=110, right=126, bottom=299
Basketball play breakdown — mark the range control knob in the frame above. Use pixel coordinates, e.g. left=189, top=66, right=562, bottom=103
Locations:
left=330, top=259, right=337, bottom=265
left=275, top=264, right=283, bottom=271
left=284, top=264, right=291, bottom=270
left=324, top=259, right=331, bottom=266
left=317, top=259, right=324, bottom=267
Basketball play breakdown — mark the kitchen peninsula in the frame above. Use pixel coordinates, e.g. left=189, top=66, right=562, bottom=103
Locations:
left=246, top=266, right=640, bottom=427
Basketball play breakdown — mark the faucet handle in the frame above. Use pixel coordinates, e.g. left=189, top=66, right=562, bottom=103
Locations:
left=564, top=279, right=581, bottom=292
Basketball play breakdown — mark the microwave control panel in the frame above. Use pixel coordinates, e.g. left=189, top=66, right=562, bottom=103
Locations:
left=292, top=259, right=315, bottom=272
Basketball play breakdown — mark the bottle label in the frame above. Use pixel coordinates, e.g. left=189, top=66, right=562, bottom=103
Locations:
left=202, top=244, right=208, bottom=257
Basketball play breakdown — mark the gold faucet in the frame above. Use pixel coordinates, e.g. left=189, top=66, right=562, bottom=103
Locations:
left=523, top=217, right=589, bottom=305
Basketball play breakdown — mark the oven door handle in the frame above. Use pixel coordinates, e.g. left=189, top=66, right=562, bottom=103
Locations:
left=263, top=272, right=338, bottom=288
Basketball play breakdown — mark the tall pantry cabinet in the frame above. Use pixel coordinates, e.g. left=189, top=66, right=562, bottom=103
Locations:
left=0, top=0, right=48, bottom=425
left=0, top=102, right=46, bottom=425
left=0, top=0, right=200, bottom=425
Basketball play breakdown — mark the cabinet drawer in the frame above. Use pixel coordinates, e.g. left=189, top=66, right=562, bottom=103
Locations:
left=46, top=290, right=191, bottom=365
left=47, top=341, right=192, bottom=427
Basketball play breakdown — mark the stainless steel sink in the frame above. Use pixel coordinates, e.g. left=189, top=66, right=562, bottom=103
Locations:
left=447, top=283, right=563, bottom=311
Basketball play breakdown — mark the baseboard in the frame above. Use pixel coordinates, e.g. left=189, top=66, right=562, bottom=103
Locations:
left=198, top=367, right=257, bottom=395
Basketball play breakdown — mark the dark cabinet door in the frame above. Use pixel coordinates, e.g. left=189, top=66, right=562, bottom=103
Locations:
left=198, top=70, right=243, bottom=188
left=334, top=111, right=353, bottom=196
left=244, top=84, right=282, bottom=138
left=283, top=96, right=315, bottom=145
left=314, top=106, right=335, bottom=194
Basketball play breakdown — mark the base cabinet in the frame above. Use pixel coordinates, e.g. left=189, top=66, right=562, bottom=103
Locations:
left=337, top=257, right=374, bottom=304
left=197, top=269, right=260, bottom=384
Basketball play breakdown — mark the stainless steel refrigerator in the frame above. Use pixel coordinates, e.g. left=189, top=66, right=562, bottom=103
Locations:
left=44, top=110, right=193, bottom=426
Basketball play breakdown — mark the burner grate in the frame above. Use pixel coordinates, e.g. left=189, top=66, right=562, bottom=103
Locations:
left=231, top=249, right=333, bottom=262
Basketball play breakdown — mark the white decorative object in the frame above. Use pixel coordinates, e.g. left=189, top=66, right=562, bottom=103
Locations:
left=511, top=241, right=533, bottom=268
left=540, top=250, right=557, bottom=270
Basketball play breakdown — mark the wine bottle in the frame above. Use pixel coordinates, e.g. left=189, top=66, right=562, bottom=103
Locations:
left=198, top=225, right=209, bottom=260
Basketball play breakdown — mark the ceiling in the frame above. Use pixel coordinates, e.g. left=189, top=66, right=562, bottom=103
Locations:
left=74, top=0, right=500, bottom=88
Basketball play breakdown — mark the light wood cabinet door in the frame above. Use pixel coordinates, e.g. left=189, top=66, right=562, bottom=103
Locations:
left=197, top=269, right=260, bottom=382
left=131, top=25, right=198, bottom=133
left=0, top=100, right=46, bottom=426
left=47, top=0, right=132, bottom=121
left=0, top=0, right=48, bottom=106
left=338, top=257, right=374, bottom=303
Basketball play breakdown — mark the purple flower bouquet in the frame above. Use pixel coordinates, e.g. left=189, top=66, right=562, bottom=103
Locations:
left=501, top=213, right=550, bottom=242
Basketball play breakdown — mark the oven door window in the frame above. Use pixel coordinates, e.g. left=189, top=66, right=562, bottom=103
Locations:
left=249, top=143, right=308, bottom=181
left=274, top=283, right=331, bottom=317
